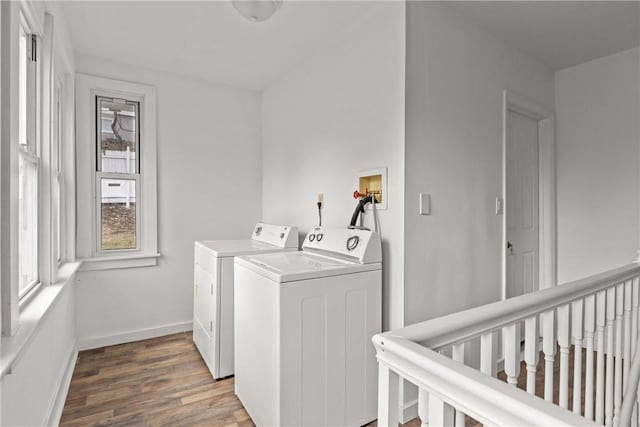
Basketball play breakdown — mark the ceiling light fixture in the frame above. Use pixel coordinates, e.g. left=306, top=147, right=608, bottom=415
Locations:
left=231, top=0, right=283, bottom=23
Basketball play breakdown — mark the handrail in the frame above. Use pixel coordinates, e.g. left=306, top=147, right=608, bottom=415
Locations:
left=619, top=344, right=640, bottom=426
left=373, top=335, right=597, bottom=426
left=384, top=263, right=640, bottom=350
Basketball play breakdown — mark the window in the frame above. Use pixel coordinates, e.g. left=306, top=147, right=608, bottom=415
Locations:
left=17, top=18, right=39, bottom=298
left=2, top=0, right=78, bottom=338
left=75, top=74, right=159, bottom=270
left=96, top=96, right=140, bottom=251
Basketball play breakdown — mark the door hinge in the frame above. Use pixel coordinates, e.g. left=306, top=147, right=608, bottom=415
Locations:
left=30, top=35, right=37, bottom=62
left=210, top=321, right=213, bottom=332
left=211, top=283, right=213, bottom=295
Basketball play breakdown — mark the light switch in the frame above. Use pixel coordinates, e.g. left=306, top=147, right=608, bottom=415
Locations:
left=419, top=193, right=430, bottom=215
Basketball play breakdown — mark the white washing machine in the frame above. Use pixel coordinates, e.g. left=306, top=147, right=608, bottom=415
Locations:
left=193, top=223, right=298, bottom=379
left=234, top=227, right=382, bottom=427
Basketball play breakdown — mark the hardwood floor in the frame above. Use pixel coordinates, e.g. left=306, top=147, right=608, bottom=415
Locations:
left=60, top=332, right=250, bottom=427
left=61, top=332, right=584, bottom=427
left=61, top=332, right=420, bottom=427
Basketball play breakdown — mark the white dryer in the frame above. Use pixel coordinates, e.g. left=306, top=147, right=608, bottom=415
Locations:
left=234, top=227, right=382, bottom=427
left=193, top=223, right=298, bottom=379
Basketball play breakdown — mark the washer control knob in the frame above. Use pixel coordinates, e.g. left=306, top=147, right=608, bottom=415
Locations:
left=346, top=235, right=359, bottom=251
left=316, top=233, right=323, bottom=242
left=309, top=234, right=316, bottom=242
left=255, top=226, right=262, bottom=236
left=280, top=233, right=285, bottom=239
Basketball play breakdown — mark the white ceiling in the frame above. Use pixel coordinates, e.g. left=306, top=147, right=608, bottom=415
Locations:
left=60, top=1, right=640, bottom=90
left=59, top=1, right=379, bottom=90
left=447, top=1, right=640, bottom=71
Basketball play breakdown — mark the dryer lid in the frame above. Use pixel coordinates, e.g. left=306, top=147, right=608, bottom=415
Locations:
left=195, top=223, right=299, bottom=257
left=196, top=239, right=296, bottom=258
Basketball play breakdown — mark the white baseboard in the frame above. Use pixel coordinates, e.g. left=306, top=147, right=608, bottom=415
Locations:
left=44, top=343, right=78, bottom=427
left=78, top=321, right=193, bottom=351
left=401, top=398, right=419, bottom=424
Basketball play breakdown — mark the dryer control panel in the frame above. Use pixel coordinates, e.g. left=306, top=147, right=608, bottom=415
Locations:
left=302, top=228, right=381, bottom=264
left=252, top=223, right=299, bottom=248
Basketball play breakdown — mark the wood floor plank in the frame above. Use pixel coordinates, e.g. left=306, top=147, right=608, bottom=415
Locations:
left=61, top=332, right=248, bottom=427
left=60, top=331, right=431, bottom=427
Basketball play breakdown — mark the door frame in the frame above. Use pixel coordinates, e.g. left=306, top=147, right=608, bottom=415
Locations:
left=501, top=90, right=556, bottom=299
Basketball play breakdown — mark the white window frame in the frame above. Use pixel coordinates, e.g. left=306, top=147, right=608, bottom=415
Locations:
left=75, top=74, right=159, bottom=271
left=95, top=173, right=142, bottom=253
left=1, top=0, right=49, bottom=336
left=94, top=95, right=142, bottom=254
left=17, top=11, right=40, bottom=301
left=52, top=78, right=63, bottom=266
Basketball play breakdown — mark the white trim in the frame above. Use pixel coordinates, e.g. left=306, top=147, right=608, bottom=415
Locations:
left=501, top=90, right=556, bottom=300
left=75, top=74, right=158, bottom=267
left=78, top=321, right=192, bottom=351
left=0, top=4, right=2, bottom=427
left=43, top=343, right=78, bottom=427
left=78, top=252, right=160, bottom=271
left=0, top=0, right=3, bottom=344
left=38, top=12, right=54, bottom=288
left=1, top=0, right=20, bottom=335
left=61, top=73, right=75, bottom=263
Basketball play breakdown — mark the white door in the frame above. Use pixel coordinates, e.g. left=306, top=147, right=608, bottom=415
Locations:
left=506, top=110, right=539, bottom=298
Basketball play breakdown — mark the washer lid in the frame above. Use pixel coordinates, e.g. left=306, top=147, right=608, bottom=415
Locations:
left=234, top=251, right=381, bottom=283
left=195, top=239, right=297, bottom=258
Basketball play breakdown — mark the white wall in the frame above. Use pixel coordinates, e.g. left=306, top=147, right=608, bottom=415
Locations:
left=261, top=2, right=406, bottom=331
left=1, top=281, right=77, bottom=426
left=74, top=56, right=262, bottom=347
left=404, top=2, right=555, bottom=326
left=556, top=47, right=640, bottom=283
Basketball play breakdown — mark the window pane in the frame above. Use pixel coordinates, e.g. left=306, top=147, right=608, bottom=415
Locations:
left=19, top=155, right=38, bottom=296
left=100, top=178, right=136, bottom=250
left=97, top=98, right=138, bottom=173
left=18, top=26, right=28, bottom=146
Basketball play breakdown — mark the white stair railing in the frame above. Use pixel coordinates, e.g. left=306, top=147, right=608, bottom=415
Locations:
left=374, top=263, right=640, bottom=426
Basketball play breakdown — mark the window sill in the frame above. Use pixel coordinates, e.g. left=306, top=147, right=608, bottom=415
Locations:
left=0, top=261, right=81, bottom=379
left=78, top=252, right=161, bottom=271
